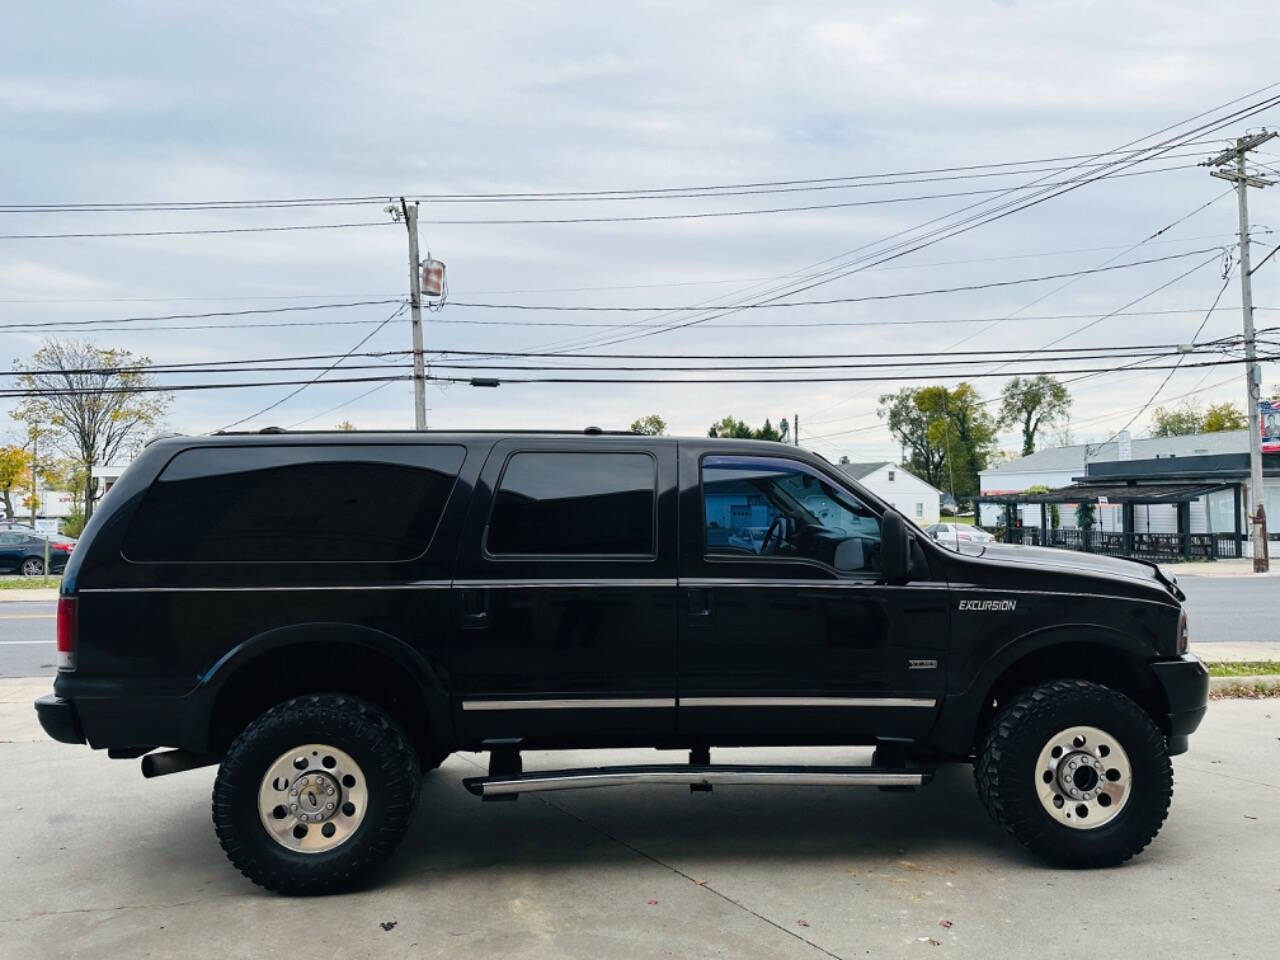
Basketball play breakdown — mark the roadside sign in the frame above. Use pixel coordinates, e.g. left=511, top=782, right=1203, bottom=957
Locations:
left=1262, top=400, right=1280, bottom=454
left=1098, top=496, right=1109, bottom=506
left=34, top=518, right=59, bottom=534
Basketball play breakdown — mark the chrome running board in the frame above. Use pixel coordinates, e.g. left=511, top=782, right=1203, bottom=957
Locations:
left=463, top=764, right=932, bottom=797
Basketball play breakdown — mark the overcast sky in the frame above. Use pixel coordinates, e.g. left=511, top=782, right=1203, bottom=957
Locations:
left=2, top=1, right=1277, bottom=463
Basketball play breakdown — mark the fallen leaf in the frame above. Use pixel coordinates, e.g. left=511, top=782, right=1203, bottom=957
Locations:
left=917, top=936, right=941, bottom=946
left=695, top=879, right=707, bottom=886
left=1244, top=815, right=1258, bottom=820
left=648, top=899, right=659, bottom=906
left=797, top=920, right=810, bottom=927
left=939, top=919, right=953, bottom=928
left=379, top=921, right=397, bottom=932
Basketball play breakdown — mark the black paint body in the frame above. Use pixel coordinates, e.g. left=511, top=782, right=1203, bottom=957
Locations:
left=35, top=431, right=1208, bottom=761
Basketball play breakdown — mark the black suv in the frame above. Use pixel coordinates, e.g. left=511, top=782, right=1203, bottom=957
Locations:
left=35, top=430, right=1208, bottom=894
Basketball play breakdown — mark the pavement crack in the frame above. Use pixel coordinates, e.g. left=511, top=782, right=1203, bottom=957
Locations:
left=456, top=755, right=847, bottom=960
left=0, top=893, right=241, bottom=925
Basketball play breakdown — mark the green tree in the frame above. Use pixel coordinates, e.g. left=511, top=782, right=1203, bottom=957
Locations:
left=0, top=445, right=33, bottom=521
left=878, top=383, right=997, bottom=501
left=707, top=416, right=781, bottom=440
left=999, top=375, right=1072, bottom=456
left=336, top=420, right=357, bottom=431
left=1075, top=501, right=1096, bottom=531
left=930, top=383, right=998, bottom=501
left=878, top=387, right=948, bottom=490
left=1202, top=401, right=1247, bottom=433
left=12, top=340, right=172, bottom=520
left=629, top=414, right=667, bottom=436
left=1150, top=402, right=1201, bottom=437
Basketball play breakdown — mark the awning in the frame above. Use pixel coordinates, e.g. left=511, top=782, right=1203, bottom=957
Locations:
left=977, top=482, right=1232, bottom=505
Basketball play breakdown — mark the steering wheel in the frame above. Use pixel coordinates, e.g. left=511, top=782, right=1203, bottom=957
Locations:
left=760, top=516, right=784, bottom=555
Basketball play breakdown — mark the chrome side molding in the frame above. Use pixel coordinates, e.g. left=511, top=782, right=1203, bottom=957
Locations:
left=464, top=764, right=932, bottom=797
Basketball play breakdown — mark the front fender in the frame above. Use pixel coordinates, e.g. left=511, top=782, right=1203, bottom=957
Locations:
left=927, top=623, right=1161, bottom=757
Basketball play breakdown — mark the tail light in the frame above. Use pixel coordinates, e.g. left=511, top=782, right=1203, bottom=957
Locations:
left=50, top=542, right=73, bottom=552
left=958, top=532, right=972, bottom=541
left=56, top=597, right=77, bottom=671
left=1177, top=610, right=1190, bottom=655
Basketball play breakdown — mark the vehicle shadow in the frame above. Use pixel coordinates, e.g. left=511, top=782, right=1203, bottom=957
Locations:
left=380, top=758, right=1033, bottom=885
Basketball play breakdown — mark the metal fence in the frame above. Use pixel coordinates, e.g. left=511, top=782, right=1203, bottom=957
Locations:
left=1000, top=527, right=1242, bottom=560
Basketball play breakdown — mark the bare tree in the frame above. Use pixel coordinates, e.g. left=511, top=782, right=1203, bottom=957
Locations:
left=12, top=340, right=172, bottom=520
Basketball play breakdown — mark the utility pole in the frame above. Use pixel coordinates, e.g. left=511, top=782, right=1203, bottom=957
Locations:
left=400, top=198, right=428, bottom=430
left=29, top=428, right=38, bottom=526
left=1208, top=131, right=1276, bottom=571
left=794, top=412, right=800, bottom=446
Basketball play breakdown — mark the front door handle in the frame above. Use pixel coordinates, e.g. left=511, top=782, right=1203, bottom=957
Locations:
left=458, top=588, right=489, bottom=628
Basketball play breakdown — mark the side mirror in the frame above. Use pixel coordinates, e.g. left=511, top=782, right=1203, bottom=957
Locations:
left=881, top=509, right=911, bottom=585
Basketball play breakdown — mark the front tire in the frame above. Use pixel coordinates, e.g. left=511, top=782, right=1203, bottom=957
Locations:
left=975, top=679, right=1172, bottom=868
left=213, top=695, right=420, bottom=894
left=21, top=557, right=44, bottom=576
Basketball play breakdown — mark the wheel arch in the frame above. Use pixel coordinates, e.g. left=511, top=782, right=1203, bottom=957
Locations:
left=929, top=625, right=1170, bottom=758
left=197, top=623, right=453, bottom=763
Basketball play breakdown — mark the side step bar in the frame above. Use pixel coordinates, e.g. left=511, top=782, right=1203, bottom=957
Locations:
left=464, top=764, right=932, bottom=798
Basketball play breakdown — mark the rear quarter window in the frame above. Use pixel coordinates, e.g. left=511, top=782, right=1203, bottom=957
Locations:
left=123, top=444, right=465, bottom=563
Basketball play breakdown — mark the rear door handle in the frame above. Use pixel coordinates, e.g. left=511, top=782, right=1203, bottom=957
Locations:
left=686, top=587, right=712, bottom=618
left=458, top=588, right=489, bottom=628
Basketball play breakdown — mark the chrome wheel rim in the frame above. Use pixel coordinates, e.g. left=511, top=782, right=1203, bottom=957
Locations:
left=1034, top=725, right=1132, bottom=830
left=21, top=558, right=42, bottom=576
left=258, top=744, right=368, bottom=853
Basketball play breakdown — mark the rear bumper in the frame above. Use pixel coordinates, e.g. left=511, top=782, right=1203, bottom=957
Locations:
left=1150, top=653, right=1209, bottom=755
left=34, top=694, right=84, bottom=745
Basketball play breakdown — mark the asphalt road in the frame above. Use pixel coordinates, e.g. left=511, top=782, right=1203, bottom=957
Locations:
left=1, top=677, right=1276, bottom=959
left=0, top=575, right=1275, bottom=679
left=1176, top=575, right=1278, bottom=648
left=0, top=602, right=57, bottom=678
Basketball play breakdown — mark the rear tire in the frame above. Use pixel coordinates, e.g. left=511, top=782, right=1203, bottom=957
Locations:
left=213, top=694, right=420, bottom=894
left=975, top=679, right=1172, bottom=868
left=21, top=557, right=44, bottom=577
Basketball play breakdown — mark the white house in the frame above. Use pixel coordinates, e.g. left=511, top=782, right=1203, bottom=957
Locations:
left=839, top=461, right=941, bottom=525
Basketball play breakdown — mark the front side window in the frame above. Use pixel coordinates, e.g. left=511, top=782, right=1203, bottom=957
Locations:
left=702, top=455, right=880, bottom=574
left=487, top=451, right=655, bottom=557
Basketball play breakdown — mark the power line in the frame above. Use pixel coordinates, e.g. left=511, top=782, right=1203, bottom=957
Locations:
left=539, top=89, right=1280, bottom=355
left=0, top=143, right=1229, bottom=213
left=0, top=167, right=1202, bottom=235
left=286, top=380, right=398, bottom=429
left=0, top=299, right=405, bottom=332
left=1086, top=268, right=1239, bottom=450
left=5, top=355, right=1274, bottom=401
left=431, top=247, right=1227, bottom=312
left=1, top=229, right=1261, bottom=304
left=212, top=303, right=407, bottom=432
left=0, top=247, right=1225, bottom=336
left=0, top=221, right=393, bottom=241
left=408, top=165, right=1198, bottom=225
left=2, top=343, right=1249, bottom=378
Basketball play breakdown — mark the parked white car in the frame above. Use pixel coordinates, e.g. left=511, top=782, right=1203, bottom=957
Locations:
left=923, top=522, right=996, bottom=548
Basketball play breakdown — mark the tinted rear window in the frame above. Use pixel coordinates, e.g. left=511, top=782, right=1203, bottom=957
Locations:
left=487, top=451, right=655, bottom=556
left=124, top=444, right=464, bottom=563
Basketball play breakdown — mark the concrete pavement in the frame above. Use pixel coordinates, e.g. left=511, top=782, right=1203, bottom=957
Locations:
left=1, top=676, right=1278, bottom=959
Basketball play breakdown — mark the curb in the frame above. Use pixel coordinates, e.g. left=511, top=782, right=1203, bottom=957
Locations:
left=0, top=589, right=59, bottom=603
left=1209, top=675, right=1280, bottom=698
